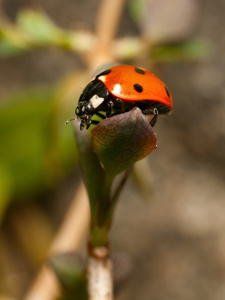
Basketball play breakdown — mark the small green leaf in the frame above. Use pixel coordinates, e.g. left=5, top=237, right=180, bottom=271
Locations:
left=151, top=40, right=209, bottom=62
left=0, top=37, right=28, bottom=56
left=17, top=9, right=66, bottom=45
left=0, top=21, right=30, bottom=56
left=91, top=108, right=157, bottom=177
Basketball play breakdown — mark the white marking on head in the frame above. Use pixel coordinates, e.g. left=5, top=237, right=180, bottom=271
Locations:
left=98, top=75, right=106, bottom=82
left=90, top=94, right=104, bottom=108
left=112, top=83, right=121, bottom=95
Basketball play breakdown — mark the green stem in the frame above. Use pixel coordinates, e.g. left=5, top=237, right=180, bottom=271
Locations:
left=89, top=170, right=129, bottom=248
left=90, top=174, right=114, bottom=247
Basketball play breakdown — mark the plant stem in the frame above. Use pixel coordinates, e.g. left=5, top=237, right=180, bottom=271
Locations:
left=87, top=248, right=113, bottom=300
left=84, top=0, right=127, bottom=299
left=89, top=174, right=113, bottom=248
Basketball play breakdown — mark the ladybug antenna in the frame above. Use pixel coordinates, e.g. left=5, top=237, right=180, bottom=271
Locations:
left=65, top=117, right=76, bottom=125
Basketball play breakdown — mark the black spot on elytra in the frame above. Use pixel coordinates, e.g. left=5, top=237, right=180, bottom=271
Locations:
left=134, top=67, right=145, bottom=75
left=97, top=69, right=112, bottom=77
left=133, top=83, right=143, bottom=93
left=165, top=86, right=171, bottom=97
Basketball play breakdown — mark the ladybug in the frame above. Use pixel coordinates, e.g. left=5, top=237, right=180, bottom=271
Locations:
left=75, top=65, right=173, bottom=130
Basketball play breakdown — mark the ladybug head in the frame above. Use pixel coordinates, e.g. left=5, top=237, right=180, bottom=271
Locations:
left=75, top=96, right=106, bottom=130
left=75, top=101, right=94, bottom=117
left=75, top=78, right=110, bottom=129
left=76, top=94, right=106, bottom=118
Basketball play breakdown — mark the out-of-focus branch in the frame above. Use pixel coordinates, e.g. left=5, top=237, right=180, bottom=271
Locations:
left=24, top=182, right=90, bottom=300
left=85, top=0, right=126, bottom=71
left=96, top=0, right=126, bottom=48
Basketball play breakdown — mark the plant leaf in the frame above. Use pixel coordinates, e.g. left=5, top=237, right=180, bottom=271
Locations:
left=91, top=108, right=157, bottom=177
left=0, top=21, right=30, bottom=56
left=17, top=9, right=66, bottom=45
left=151, top=40, right=208, bottom=62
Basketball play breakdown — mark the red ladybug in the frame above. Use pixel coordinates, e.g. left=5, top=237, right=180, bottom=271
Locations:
left=76, top=65, right=173, bottom=130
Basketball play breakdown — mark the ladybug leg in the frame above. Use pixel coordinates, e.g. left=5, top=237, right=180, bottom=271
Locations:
left=143, top=107, right=158, bottom=127
left=150, top=108, right=158, bottom=127
left=106, top=100, right=114, bottom=117
left=80, top=114, right=92, bottom=130
left=87, top=120, right=100, bottom=129
left=95, top=112, right=106, bottom=119
left=80, top=116, right=101, bottom=130
left=150, top=113, right=158, bottom=127
left=80, top=118, right=85, bottom=130
left=105, top=98, right=123, bottom=117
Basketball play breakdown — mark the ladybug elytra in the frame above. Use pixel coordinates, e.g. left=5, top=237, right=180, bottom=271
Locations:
left=75, top=65, right=173, bottom=130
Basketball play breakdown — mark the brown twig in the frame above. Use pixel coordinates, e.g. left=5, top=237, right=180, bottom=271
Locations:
left=85, top=0, right=126, bottom=72
left=24, top=182, right=90, bottom=300
left=96, top=0, right=126, bottom=49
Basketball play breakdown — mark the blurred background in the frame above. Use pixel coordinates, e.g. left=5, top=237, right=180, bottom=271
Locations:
left=0, top=0, right=225, bottom=299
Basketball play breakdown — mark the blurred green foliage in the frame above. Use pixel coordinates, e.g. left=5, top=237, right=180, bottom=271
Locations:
left=0, top=9, right=94, bottom=57
left=0, top=88, right=52, bottom=195
left=0, top=4, right=207, bottom=62
left=17, top=9, right=68, bottom=46
left=0, top=86, right=78, bottom=221
left=151, top=40, right=208, bottom=63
